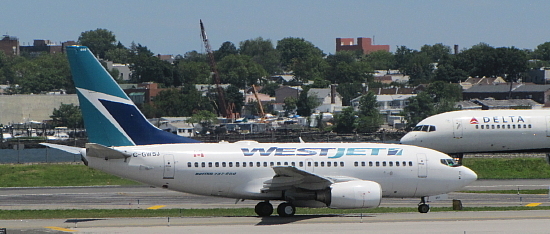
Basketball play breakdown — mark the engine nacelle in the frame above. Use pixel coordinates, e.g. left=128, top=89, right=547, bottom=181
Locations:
left=327, top=180, right=382, bottom=209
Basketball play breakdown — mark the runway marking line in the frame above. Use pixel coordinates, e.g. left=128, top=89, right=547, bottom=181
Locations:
left=45, top=226, right=77, bottom=232
left=147, top=205, right=166, bottom=209
left=525, top=203, right=542, bottom=207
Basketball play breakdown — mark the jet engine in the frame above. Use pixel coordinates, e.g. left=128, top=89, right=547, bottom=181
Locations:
left=316, top=180, right=382, bottom=209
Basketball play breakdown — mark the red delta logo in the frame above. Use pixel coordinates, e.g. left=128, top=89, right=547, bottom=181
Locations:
left=470, top=118, right=479, bottom=124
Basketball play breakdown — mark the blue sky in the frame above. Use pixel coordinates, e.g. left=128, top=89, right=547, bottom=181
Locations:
left=2, top=0, right=549, bottom=55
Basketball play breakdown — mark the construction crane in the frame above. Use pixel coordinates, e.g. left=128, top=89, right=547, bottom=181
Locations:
left=251, top=84, right=266, bottom=122
left=200, top=19, right=233, bottom=118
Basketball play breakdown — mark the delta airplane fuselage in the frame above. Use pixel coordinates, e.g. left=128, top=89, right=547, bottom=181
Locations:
left=401, top=109, right=550, bottom=154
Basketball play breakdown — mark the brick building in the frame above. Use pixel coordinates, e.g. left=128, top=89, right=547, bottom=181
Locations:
left=336, top=37, right=390, bottom=54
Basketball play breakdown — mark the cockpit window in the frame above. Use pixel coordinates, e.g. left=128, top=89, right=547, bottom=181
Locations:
left=440, top=158, right=460, bottom=167
left=412, top=125, right=436, bottom=132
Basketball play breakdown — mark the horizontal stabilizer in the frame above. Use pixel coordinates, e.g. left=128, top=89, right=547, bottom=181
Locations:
left=40, top=143, right=83, bottom=155
left=86, top=143, right=130, bottom=159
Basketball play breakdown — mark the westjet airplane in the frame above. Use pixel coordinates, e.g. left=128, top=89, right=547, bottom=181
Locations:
left=43, top=46, right=477, bottom=216
left=401, top=109, right=550, bottom=158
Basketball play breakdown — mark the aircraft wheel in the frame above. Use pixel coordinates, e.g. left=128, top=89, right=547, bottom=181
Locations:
left=418, top=204, right=430, bottom=213
left=255, top=201, right=273, bottom=217
left=277, top=202, right=296, bottom=217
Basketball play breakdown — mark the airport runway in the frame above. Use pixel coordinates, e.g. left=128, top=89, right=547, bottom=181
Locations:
left=0, top=179, right=548, bottom=210
left=0, top=179, right=549, bottom=233
left=3, top=210, right=550, bottom=233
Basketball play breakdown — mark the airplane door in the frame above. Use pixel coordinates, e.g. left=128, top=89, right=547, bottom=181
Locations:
left=453, top=119, right=463, bottom=138
left=163, top=154, right=175, bottom=179
left=417, top=153, right=427, bottom=178
left=546, top=116, right=550, bottom=137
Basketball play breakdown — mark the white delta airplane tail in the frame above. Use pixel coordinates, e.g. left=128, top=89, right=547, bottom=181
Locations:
left=43, top=46, right=477, bottom=217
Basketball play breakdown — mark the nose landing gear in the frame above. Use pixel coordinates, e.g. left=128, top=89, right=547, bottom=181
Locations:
left=418, top=197, right=430, bottom=213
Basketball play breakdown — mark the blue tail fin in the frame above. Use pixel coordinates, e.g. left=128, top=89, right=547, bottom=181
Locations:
left=66, top=46, right=201, bottom=146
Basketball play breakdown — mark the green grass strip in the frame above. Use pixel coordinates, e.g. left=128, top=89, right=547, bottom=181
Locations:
left=0, top=164, right=140, bottom=187
left=462, top=157, right=550, bottom=179
left=1, top=206, right=549, bottom=219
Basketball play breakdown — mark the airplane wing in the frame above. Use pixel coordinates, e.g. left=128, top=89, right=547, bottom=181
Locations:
left=263, top=166, right=360, bottom=191
left=40, top=143, right=82, bottom=154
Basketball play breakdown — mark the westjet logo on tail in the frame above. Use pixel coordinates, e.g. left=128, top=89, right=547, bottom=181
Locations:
left=241, top=147, right=403, bottom=158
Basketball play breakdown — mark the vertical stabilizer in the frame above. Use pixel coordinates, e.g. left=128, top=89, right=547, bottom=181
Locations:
left=66, top=46, right=201, bottom=146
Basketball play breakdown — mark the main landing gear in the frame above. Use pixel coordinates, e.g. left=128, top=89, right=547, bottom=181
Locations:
left=418, top=197, right=430, bottom=213
left=254, top=201, right=296, bottom=217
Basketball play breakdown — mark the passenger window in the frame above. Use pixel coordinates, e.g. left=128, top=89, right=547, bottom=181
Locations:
left=376, top=162, right=380, bottom=167
left=369, top=161, right=373, bottom=167
left=491, top=125, right=495, bottom=129
left=389, top=161, right=393, bottom=167
left=270, top=162, right=274, bottom=166
left=327, top=162, right=331, bottom=167
left=321, top=162, right=325, bottom=167
left=215, top=162, right=220, bottom=167
left=291, top=162, right=295, bottom=166
left=242, top=162, right=246, bottom=167
left=529, top=124, right=532, bottom=128
left=497, top=125, right=500, bottom=129
left=382, top=161, right=387, bottom=167
left=333, top=162, right=337, bottom=167
left=257, top=162, right=261, bottom=167
left=299, top=162, right=304, bottom=167
left=403, top=161, right=407, bottom=166
left=409, top=161, right=413, bottom=166
left=361, top=161, right=366, bottom=167
left=523, top=124, right=527, bottom=128
left=396, top=161, right=400, bottom=166
left=507, top=125, right=510, bottom=129
left=314, top=162, right=319, bottom=167
left=476, top=125, right=479, bottom=129
left=187, top=162, right=192, bottom=167
left=513, top=125, right=516, bottom=129
left=276, top=162, right=281, bottom=166
left=249, top=162, right=253, bottom=167
left=209, top=162, right=213, bottom=167
left=284, top=162, right=289, bottom=166
left=263, top=162, right=268, bottom=167
left=481, top=125, right=484, bottom=129
left=201, top=162, right=205, bottom=167
left=340, top=162, right=345, bottom=167
left=195, top=162, right=199, bottom=167
left=222, top=162, right=226, bottom=167
left=229, top=162, right=233, bottom=167
left=308, top=162, right=312, bottom=167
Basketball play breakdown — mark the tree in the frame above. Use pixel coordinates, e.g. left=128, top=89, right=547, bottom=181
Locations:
left=334, top=107, right=356, bottom=133
left=276, top=37, right=325, bottom=70
left=420, top=43, right=452, bottom=62
left=187, top=110, right=218, bottom=131
left=11, top=52, right=73, bottom=94
left=259, top=82, right=280, bottom=97
left=364, top=50, right=395, bottom=70
left=325, top=51, right=373, bottom=84
left=50, top=103, right=83, bottom=128
left=296, top=86, right=321, bottom=117
left=402, top=92, right=435, bottom=129
left=533, top=42, right=550, bottom=62
left=239, top=37, right=281, bottom=75
left=129, top=44, right=174, bottom=86
left=336, top=82, right=363, bottom=106
left=217, top=54, right=267, bottom=88
left=215, top=41, right=238, bottom=61
left=78, top=28, right=117, bottom=59
left=105, top=47, right=131, bottom=63
left=283, top=96, right=297, bottom=116
left=355, top=92, right=382, bottom=133
left=174, top=60, right=211, bottom=85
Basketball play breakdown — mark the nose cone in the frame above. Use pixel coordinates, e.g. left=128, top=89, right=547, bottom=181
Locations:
left=462, top=166, right=478, bottom=186
left=400, top=133, right=415, bottom=145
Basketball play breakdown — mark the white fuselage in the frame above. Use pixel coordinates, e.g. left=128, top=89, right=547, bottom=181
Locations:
left=86, top=141, right=476, bottom=200
left=401, top=109, right=550, bottom=154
